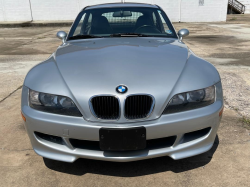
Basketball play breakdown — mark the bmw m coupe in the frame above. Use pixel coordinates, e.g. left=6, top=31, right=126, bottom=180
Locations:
left=21, top=3, right=224, bottom=162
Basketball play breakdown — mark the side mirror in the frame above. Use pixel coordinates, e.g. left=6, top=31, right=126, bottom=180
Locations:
left=57, top=31, right=67, bottom=44
left=178, top=29, right=189, bottom=41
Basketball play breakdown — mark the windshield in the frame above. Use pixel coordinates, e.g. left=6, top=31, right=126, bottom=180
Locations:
left=68, top=7, right=177, bottom=40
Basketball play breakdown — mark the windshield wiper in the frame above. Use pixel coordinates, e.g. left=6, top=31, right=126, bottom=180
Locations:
left=68, top=35, right=103, bottom=40
left=110, top=33, right=150, bottom=37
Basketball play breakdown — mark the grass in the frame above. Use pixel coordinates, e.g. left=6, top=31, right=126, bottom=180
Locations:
left=232, top=106, right=239, bottom=112
left=37, top=36, right=46, bottom=39
left=240, top=116, right=250, bottom=130
left=229, top=17, right=237, bottom=21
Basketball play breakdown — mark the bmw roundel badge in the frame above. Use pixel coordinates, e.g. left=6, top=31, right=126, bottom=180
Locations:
left=116, top=85, right=128, bottom=94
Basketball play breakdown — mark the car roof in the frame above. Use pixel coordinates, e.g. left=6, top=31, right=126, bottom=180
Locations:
left=84, top=3, right=158, bottom=10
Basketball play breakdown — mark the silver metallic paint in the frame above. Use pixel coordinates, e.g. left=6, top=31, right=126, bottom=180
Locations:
left=56, top=31, right=67, bottom=44
left=22, top=83, right=223, bottom=162
left=178, top=29, right=189, bottom=41
left=84, top=3, right=158, bottom=10
left=22, top=3, right=223, bottom=162
left=24, top=38, right=220, bottom=123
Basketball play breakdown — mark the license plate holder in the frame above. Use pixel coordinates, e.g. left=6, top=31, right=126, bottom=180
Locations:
left=99, top=127, right=146, bottom=151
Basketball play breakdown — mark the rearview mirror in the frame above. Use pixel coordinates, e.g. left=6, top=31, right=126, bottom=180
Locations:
left=113, top=11, right=132, bottom=17
left=178, top=29, right=189, bottom=41
left=57, top=31, right=67, bottom=44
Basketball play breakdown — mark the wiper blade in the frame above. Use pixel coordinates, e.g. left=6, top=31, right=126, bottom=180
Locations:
left=68, top=35, right=103, bottom=40
left=110, top=33, right=150, bottom=37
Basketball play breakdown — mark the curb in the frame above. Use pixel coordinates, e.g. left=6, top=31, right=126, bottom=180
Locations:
left=0, top=21, right=73, bottom=28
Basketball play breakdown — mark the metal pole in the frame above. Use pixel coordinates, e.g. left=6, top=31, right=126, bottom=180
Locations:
left=179, top=0, right=182, bottom=23
left=28, top=0, right=33, bottom=21
left=232, top=0, right=233, bottom=14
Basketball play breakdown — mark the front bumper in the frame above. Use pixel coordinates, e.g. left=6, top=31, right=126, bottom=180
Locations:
left=22, top=97, right=223, bottom=162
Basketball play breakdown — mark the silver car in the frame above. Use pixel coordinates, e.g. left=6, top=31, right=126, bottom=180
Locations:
left=21, top=3, right=224, bottom=162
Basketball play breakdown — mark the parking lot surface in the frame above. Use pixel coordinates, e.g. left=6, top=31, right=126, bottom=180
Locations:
left=0, top=14, right=250, bottom=187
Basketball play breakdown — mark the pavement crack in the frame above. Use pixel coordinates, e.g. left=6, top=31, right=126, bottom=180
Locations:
left=224, top=97, right=242, bottom=116
left=0, top=85, right=22, bottom=103
left=1, top=148, right=33, bottom=152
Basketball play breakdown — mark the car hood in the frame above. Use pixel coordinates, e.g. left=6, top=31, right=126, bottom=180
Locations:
left=55, top=37, right=189, bottom=122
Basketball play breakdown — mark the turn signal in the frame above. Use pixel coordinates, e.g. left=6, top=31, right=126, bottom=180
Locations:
left=219, top=107, right=224, bottom=117
left=21, top=112, right=26, bottom=122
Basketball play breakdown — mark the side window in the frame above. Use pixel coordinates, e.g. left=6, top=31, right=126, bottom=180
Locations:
left=87, top=13, right=92, bottom=24
left=83, top=13, right=92, bottom=35
left=152, top=12, right=157, bottom=27
left=73, top=13, right=86, bottom=36
left=157, top=10, right=171, bottom=34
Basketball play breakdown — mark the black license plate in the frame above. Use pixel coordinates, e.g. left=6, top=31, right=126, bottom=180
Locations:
left=99, top=127, right=146, bottom=151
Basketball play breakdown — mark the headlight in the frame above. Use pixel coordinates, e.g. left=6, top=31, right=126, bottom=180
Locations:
left=163, top=85, right=215, bottom=114
left=29, top=89, right=82, bottom=117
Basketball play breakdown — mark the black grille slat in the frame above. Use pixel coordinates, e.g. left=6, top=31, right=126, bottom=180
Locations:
left=125, top=95, right=153, bottom=120
left=91, top=96, right=119, bottom=120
